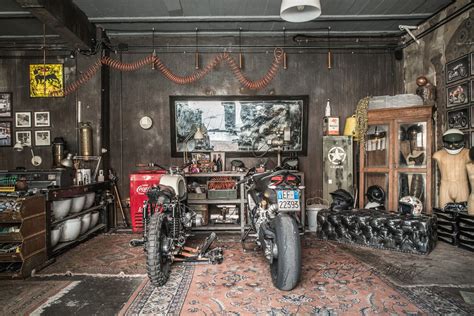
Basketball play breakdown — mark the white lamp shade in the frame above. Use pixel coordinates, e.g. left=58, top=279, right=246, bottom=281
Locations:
left=194, top=127, right=205, bottom=140
left=280, top=0, right=322, bottom=22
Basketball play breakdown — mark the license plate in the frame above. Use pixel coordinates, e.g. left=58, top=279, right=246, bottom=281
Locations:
left=277, top=190, right=300, bottom=211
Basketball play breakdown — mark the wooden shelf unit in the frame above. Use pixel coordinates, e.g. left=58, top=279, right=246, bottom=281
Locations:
left=0, top=195, right=47, bottom=279
left=47, top=182, right=111, bottom=257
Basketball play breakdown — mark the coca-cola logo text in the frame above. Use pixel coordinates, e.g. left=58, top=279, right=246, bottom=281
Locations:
left=136, top=184, right=150, bottom=194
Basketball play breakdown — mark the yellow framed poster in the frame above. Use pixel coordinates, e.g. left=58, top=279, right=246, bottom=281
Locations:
left=29, top=64, right=64, bottom=97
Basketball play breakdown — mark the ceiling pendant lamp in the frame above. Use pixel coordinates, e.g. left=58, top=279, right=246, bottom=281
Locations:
left=280, top=0, right=322, bottom=23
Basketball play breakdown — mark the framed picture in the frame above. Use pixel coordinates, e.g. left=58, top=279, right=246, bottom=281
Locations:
left=0, top=121, right=12, bottom=147
left=34, top=111, right=50, bottom=127
left=29, top=63, right=64, bottom=97
left=446, top=81, right=469, bottom=108
left=15, top=112, right=31, bottom=127
left=447, top=106, right=469, bottom=130
left=35, top=130, right=50, bottom=146
left=471, top=52, right=474, bottom=76
left=471, top=105, right=474, bottom=128
left=16, top=130, right=31, bottom=146
left=471, top=79, right=474, bottom=103
left=446, top=54, right=469, bottom=84
left=191, top=152, right=211, bottom=163
left=0, top=92, right=12, bottom=118
left=465, top=132, right=470, bottom=148
left=170, top=95, right=309, bottom=157
left=211, top=152, right=226, bottom=171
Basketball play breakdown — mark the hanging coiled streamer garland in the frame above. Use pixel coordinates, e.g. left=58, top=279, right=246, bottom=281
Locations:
left=57, top=48, right=284, bottom=96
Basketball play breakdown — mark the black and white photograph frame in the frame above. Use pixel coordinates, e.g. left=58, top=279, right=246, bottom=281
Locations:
left=446, top=54, right=469, bottom=84
left=0, top=92, right=12, bottom=118
left=471, top=52, right=474, bottom=76
left=471, top=80, right=474, bottom=103
left=16, top=130, right=32, bottom=146
left=211, top=152, right=226, bottom=171
left=446, top=81, right=469, bottom=108
left=15, top=111, right=32, bottom=128
left=191, top=152, right=211, bottom=163
left=447, top=106, right=469, bottom=130
left=34, top=111, right=50, bottom=127
left=0, top=121, right=12, bottom=147
left=170, top=95, right=309, bottom=157
left=471, top=105, right=474, bottom=128
left=465, top=132, right=471, bottom=148
left=35, top=130, right=50, bottom=146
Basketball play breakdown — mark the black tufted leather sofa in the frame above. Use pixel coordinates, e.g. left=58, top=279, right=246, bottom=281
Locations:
left=316, top=208, right=437, bottom=254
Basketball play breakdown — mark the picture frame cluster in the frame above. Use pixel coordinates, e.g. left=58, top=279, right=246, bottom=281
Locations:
left=445, top=52, right=474, bottom=147
left=14, top=111, right=51, bottom=147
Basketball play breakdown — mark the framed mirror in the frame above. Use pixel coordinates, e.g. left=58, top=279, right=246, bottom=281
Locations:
left=170, top=96, right=308, bottom=157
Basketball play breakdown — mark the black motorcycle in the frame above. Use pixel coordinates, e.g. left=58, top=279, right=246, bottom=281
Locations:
left=131, top=165, right=223, bottom=286
left=239, top=168, right=303, bottom=290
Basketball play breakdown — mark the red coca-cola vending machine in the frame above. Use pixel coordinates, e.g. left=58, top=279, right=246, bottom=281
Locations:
left=129, top=170, right=166, bottom=232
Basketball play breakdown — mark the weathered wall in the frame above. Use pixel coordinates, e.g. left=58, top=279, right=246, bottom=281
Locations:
left=108, top=36, right=403, bottom=220
left=0, top=53, right=102, bottom=170
left=403, top=0, right=473, bottom=147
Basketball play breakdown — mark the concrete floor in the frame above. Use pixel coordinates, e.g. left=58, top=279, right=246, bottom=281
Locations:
left=1, top=234, right=474, bottom=315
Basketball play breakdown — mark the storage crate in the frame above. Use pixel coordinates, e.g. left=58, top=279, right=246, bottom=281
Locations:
left=207, top=189, right=237, bottom=200
left=188, top=192, right=206, bottom=200
left=189, top=204, right=209, bottom=226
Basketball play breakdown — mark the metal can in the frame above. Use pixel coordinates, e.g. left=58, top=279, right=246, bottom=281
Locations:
left=79, top=122, right=93, bottom=157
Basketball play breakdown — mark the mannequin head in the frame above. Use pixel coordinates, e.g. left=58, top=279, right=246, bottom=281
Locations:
left=443, top=129, right=464, bottom=155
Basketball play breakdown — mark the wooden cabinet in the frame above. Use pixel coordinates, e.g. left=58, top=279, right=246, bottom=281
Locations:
left=359, top=106, right=434, bottom=213
left=0, top=195, right=47, bottom=278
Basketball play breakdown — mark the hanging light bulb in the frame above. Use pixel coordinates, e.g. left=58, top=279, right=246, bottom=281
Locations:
left=151, top=27, right=156, bottom=70
left=327, top=26, right=332, bottom=70
left=283, top=28, right=288, bottom=70
left=194, top=28, right=200, bottom=70
left=238, top=28, right=244, bottom=69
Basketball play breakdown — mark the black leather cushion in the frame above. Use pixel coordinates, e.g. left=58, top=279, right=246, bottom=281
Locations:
left=316, top=208, right=437, bottom=254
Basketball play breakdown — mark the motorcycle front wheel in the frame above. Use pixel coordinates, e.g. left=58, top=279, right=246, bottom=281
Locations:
left=146, top=212, right=171, bottom=286
left=270, top=214, right=302, bottom=291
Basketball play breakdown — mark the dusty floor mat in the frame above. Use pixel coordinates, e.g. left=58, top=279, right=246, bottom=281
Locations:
left=336, top=240, right=474, bottom=314
left=0, top=279, right=73, bottom=315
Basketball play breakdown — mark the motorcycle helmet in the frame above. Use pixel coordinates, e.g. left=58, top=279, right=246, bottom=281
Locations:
left=398, top=196, right=423, bottom=216
left=366, top=185, right=385, bottom=204
left=416, top=76, right=428, bottom=87
left=442, top=128, right=464, bottom=155
left=330, top=189, right=354, bottom=211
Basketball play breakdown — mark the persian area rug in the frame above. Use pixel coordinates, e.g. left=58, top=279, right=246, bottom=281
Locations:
left=121, top=240, right=422, bottom=315
left=39, top=233, right=145, bottom=276
left=120, top=264, right=195, bottom=316
left=0, top=279, right=73, bottom=315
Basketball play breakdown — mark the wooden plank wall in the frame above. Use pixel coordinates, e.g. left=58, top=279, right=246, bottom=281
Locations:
left=0, top=36, right=403, bottom=223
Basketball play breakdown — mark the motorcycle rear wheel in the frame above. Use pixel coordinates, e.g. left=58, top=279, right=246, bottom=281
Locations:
left=270, top=214, right=301, bottom=291
left=146, top=212, right=171, bottom=286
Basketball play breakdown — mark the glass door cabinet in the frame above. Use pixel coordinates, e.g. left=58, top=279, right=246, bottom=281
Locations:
left=359, top=106, right=434, bottom=213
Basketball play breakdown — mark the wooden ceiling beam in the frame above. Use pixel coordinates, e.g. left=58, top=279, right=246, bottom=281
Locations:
left=15, top=0, right=96, bottom=50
